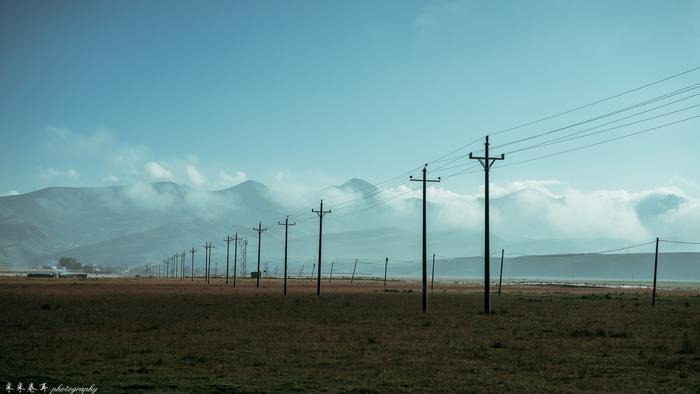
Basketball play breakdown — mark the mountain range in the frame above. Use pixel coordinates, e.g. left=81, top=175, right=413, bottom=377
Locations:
left=0, top=178, right=697, bottom=281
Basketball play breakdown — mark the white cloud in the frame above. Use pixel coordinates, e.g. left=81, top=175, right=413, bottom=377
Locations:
left=369, top=180, right=699, bottom=244
left=144, top=162, right=173, bottom=180
left=186, top=165, right=206, bottom=185
left=122, top=182, right=177, bottom=211
left=105, top=175, right=121, bottom=183
left=0, top=190, right=20, bottom=196
left=40, top=166, right=80, bottom=179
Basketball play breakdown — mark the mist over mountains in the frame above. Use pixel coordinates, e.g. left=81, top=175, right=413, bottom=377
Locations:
left=0, top=178, right=698, bottom=280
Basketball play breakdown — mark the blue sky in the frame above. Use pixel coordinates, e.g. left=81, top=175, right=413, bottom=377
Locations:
left=1, top=0, right=700, bottom=196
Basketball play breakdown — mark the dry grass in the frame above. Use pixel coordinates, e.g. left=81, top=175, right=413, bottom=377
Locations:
left=1, top=277, right=700, bottom=393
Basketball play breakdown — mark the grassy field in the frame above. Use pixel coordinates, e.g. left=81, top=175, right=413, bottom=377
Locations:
left=2, top=277, right=700, bottom=393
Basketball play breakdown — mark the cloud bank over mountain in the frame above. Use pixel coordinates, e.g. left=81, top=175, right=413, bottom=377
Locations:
left=0, top=177, right=697, bottom=270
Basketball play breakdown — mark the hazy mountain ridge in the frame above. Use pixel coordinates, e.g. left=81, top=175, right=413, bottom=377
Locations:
left=0, top=179, right=693, bottom=277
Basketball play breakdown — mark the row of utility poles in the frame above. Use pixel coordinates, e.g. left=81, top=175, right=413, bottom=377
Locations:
left=148, top=136, right=505, bottom=315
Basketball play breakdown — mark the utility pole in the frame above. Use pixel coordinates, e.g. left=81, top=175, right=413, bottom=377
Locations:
left=202, top=243, right=208, bottom=282
left=298, top=264, right=304, bottom=279
left=203, top=242, right=215, bottom=284
left=253, top=222, right=267, bottom=288
left=312, top=200, right=331, bottom=296
left=431, top=253, right=436, bottom=290
left=224, top=235, right=235, bottom=285
left=652, top=237, right=659, bottom=306
left=498, top=249, right=504, bottom=296
left=203, top=243, right=209, bottom=282
left=410, top=165, right=440, bottom=313
left=232, top=233, right=240, bottom=287
left=190, top=247, right=196, bottom=281
left=470, top=135, right=505, bottom=315
left=329, top=260, right=334, bottom=283
left=351, top=259, right=358, bottom=284
left=278, top=216, right=296, bottom=295
left=383, top=257, right=388, bottom=287
left=181, top=250, right=186, bottom=280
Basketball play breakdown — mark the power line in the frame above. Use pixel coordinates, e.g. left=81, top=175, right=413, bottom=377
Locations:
left=491, top=82, right=700, bottom=150
left=488, top=65, right=700, bottom=137
left=505, top=102, right=700, bottom=155
left=660, top=239, right=700, bottom=245
left=495, top=114, right=700, bottom=171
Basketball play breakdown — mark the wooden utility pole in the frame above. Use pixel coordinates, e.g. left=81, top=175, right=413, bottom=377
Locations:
left=298, top=264, right=304, bottom=279
left=278, top=216, right=296, bottom=295
left=312, top=200, right=331, bottom=296
left=224, top=235, right=235, bottom=285
left=652, top=237, right=659, bottom=306
left=431, top=253, right=436, bottom=290
left=253, top=222, right=267, bottom=288
left=232, top=233, right=240, bottom=287
left=410, top=165, right=440, bottom=313
left=329, top=260, right=334, bottom=283
left=203, top=242, right=215, bottom=284
left=470, top=135, right=505, bottom=315
left=383, top=257, right=388, bottom=287
left=351, top=259, right=358, bottom=284
left=498, top=249, right=504, bottom=295
left=190, top=247, right=196, bottom=281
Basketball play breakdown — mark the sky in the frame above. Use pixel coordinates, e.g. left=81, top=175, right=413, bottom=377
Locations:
left=1, top=0, right=700, bottom=198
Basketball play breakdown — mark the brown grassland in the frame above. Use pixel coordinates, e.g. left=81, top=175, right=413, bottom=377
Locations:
left=1, top=277, right=700, bottom=393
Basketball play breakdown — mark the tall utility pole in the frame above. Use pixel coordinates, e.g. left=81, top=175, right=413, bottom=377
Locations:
left=383, top=257, right=388, bottom=287
left=329, top=261, right=334, bottom=283
left=190, top=247, right=196, bottom=281
left=410, top=165, right=440, bottom=313
left=431, top=253, right=436, bottom=290
left=498, top=249, right=504, bottom=295
left=202, top=243, right=209, bottom=282
left=253, top=222, right=267, bottom=288
left=203, top=242, right=215, bottom=284
left=652, top=237, right=659, bottom=306
left=224, top=235, right=235, bottom=285
left=351, top=259, right=358, bottom=284
left=278, top=216, right=296, bottom=295
left=232, top=233, right=240, bottom=287
left=470, top=135, right=505, bottom=315
left=312, top=200, right=331, bottom=296
left=181, top=250, right=186, bottom=280
left=209, top=243, right=215, bottom=283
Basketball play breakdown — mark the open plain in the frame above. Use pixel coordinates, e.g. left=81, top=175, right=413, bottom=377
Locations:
left=2, top=277, right=700, bottom=393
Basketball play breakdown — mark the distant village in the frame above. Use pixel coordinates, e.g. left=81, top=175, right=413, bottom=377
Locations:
left=27, top=257, right=124, bottom=278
